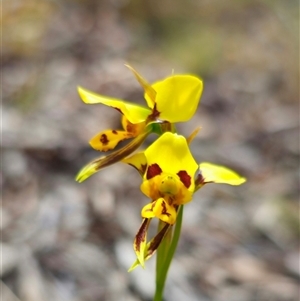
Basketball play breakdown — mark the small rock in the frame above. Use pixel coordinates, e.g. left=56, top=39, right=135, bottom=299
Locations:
left=225, top=254, right=269, bottom=283
left=2, top=150, right=28, bottom=178
left=1, top=281, right=21, bottom=301
left=89, top=185, right=115, bottom=218
left=17, top=247, right=49, bottom=301
left=284, top=249, right=300, bottom=277
left=1, top=243, right=19, bottom=277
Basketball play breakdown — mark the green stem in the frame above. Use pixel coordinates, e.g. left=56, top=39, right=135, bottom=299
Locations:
left=153, top=206, right=184, bottom=301
left=154, top=121, right=179, bottom=301
left=155, top=221, right=170, bottom=276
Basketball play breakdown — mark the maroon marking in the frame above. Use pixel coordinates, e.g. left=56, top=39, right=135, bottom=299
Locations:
left=150, top=201, right=156, bottom=211
left=141, top=164, right=147, bottom=175
left=167, top=196, right=173, bottom=205
left=147, top=103, right=160, bottom=122
left=194, top=170, right=205, bottom=186
left=152, top=104, right=160, bottom=119
left=114, top=107, right=123, bottom=114
left=128, top=163, right=147, bottom=176
left=177, top=170, right=191, bottom=188
left=135, top=219, right=149, bottom=252
left=146, top=164, right=162, bottom=179
left=161, top=201, right=171, bottom=217
left=146, top=224, right=170, bottom=257
left=94, top=131, right=149, bottom=171
left=126, top=123, right=134, bottom=133
left=100, top=134, right=109, bottom=145
left=112, top=130, right=118, bottom=135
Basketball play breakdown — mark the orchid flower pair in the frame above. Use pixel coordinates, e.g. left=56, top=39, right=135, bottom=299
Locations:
left=76, top=65, right=246, bottom=271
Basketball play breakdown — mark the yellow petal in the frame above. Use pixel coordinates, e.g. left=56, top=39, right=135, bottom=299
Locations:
left=89, top=130, right=134, bottom=152
left=140, top=176, right=162, bottom=201
left=144, top=132, right=198, bottom=190
left=198, top=162, right=246, bottom=186
left=76, top=130, right=150, bottom=182
left=125, top=64, right=156, bottom=108
left=141, top=198, right=177, bottom=224
left=145, top=75, right=203, bottom=122
left=141, top=202, right=156, bottom=219
left=122, top=152, right=147, bottom=176
left=78, top=86, right=150, bottom=124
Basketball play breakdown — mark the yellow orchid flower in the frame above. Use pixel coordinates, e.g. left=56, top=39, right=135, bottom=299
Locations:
left=123, top=132, right=246, bottom=270
left=76, top=65, right=203, bottom=183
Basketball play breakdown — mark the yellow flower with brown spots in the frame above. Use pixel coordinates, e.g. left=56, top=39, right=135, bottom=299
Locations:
left=76, top=65, right=203, bottom=182
left=123, top=132, right=246, bottom=270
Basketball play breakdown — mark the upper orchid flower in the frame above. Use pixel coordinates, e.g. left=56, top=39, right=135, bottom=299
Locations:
left=123, top=132, right=246, bottom=270
left=76, top=65, right=203, bottom=182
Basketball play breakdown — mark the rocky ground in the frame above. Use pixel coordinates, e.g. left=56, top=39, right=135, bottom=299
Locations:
left=2, top=1, right=299, bottom=301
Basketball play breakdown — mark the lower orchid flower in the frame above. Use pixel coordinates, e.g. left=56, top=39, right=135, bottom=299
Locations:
left=123, top=132, right=246, bottom=270
left=76, top=65, right=203, bottom=182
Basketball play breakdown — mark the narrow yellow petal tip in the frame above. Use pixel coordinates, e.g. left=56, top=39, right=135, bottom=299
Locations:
left=76, top=162, right=98, bottom=183
left=77, top=85, right=150, bottom=124
left=77, top=86, right=99, bottom=104
left=125, top=64, right=157, bottom=107
left=186, top=126, right=202, bottom=144
left=135, top=250, right=145, bottom=269
left=128, top=258, right=146, bottom=272
left=128, top=260, right=140, bottom=272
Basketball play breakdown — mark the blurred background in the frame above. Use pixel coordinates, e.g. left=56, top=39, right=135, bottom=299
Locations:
left=2, top=0, right=299, bottom=300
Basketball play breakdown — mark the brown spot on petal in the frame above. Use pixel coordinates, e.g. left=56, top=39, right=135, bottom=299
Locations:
left=141, top=164, right=147, bottom=175
left=147, top=201, right=156, bottom=212
left=100, top=134, right=109, bottom=145
left=194, top=170, right=205, bottom=186
left=152, top=104, right=160, bottom=119
left=112, top=130, right=118, bottom=134
left=114, top=107, right=123, bottom=114
left=94, top=131, right=150, bottom=171
left=147, top=164, right=162, bottom=179
left=161, top=201, right=171, bottom=217
left=147, top=103, right=160, bottom=122
left=126, top=123, right=134, bottom=133
left=177, top=170, right=191, bottom=188
left=145, top=224, right=170, bottom=259
left=135, top=219, right=149, bottom=252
